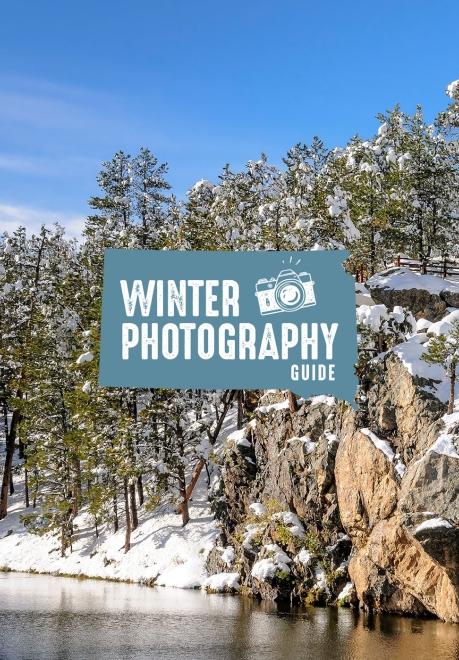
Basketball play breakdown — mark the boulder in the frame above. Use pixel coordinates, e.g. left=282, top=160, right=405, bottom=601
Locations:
left=367, top=267, right=459, bottom=320
left=366, top=352, right=445, bottom=460
left=335, top=408, right=459, bottom=622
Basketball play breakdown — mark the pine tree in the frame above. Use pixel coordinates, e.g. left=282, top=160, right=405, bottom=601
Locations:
left=132, top=147, right=171, bottom=248
left=179, top=179, right=218, bottom=250
left=422, top=322, right=459, bottom=414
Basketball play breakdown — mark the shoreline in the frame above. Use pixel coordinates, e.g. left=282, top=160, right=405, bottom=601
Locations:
left=0, top=565, right=448, bottom=625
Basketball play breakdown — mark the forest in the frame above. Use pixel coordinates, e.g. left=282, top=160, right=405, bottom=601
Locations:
left=1, top=80, right=459, bottom=558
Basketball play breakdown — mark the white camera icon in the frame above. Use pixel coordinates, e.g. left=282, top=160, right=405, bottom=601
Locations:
left=255, top=268, right=316, bottom=315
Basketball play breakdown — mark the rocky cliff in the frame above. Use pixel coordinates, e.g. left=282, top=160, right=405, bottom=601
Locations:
left=206, top=278, right=459, bottom=623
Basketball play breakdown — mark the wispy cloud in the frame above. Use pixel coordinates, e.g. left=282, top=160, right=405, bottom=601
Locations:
left=0, top=152, right=97, bottom=176
left=0, top=74, right=116, bottom=133
left=0, top=202, right=85, bottom=238
left=0, top=154, right=47, bottom=174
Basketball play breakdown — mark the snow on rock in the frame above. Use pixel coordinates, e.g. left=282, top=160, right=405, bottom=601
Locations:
left=288, top=435, right=317, bottom=455
left=426, top=411, right=459, bottom=459
left=314, top=567, right=328, bottom=591
left=251, top=544, right=291, bottom=581
left=325, top=430, right=339, bottom=447
left=227, top=428, right=252, bottom=448
left=391, top=334, right=455, bottom=403
left=367, top=268, right=459, bottom=295
left=256, top=400, right=289, bottom=414
left=416, top=318, right=432, bottom=333
left=415, top=517, right=453, bottom=534
left=249, top=502, right=266, bottom=517
left=427, top=310, right=459, bottom=337
left=361, top=428, right=395, bottom=462
left=242, top=524, right=265, bottom=550
left=251, top=558, right=278, bottom=581
left=76, top=351, right=94, bottom=365
left=264, top=543, right=292, bottom=565
left=294, top=549, right=312, bottom=566
left=202, top=572, right=240, bottom=592
left=356, top=304, right=389, bottom=331
left=272, top=511, right=305, bottom=537
left=220, top=546, right=235, bottom=567
left=308, top=395, right=336, bottom=407
left=337, top=582, right=353, bottom=600
left=81, top=380, right=91, bottom=394
left=428, top=434, right=459, bottom=459
left=394, top=454, right=407, bottom=478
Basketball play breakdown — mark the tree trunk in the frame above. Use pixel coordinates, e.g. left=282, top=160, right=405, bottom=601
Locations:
left=24, top=468, right=30, bottom=508
left=113, top=491, right=119, bottom=533
left=448, top=369, right=456, bottom=415
left=129, top=481, right=138, bottom=530
left=237, top=391, right=244, bottom=430
left=72, top=458, right=81, bottom=517
left=178, top=467, right=190, bottom=526
left=208, top=390, right=235, bottom=445
left=181, top=493, right=190, bottom=526
left=0, top=409, right=20, bottom=520
left=176, top=459, right=206, bottom=514
left=61, top=505, right=73, bottom=557
left=123, top=478, right=131, bottom=553
left=32, top=469, right=38, bottom=508
left=369, top=229, right=376, bottom=276
left=287, top=391, right=298, bottom=413
left=137, top=475, right=144, bottom=506
left=61, top=525, right=66, bottom=558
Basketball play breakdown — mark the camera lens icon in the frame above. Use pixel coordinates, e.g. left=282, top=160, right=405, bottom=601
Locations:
left=255, top=268, right=316, bottom=315
left=275, top=278, right=306, bottom=311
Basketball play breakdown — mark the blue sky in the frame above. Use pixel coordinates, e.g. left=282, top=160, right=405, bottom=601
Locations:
left=1, top=0, right=458, bottom=236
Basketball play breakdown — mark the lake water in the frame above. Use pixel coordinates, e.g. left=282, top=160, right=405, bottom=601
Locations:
left=0, top=573, right=458, bottom=659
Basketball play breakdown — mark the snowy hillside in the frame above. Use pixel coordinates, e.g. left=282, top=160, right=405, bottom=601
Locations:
left=0, top=411, right=238, bottom=589
left=0, top=468, right=218, bottom=588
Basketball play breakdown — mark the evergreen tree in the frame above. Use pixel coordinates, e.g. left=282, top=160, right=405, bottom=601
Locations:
left=132, top=147, right=171, bottom=248
left=422, top=322, right=459, bottom=414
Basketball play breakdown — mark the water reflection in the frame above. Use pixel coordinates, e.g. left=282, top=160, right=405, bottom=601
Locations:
left=0, top=573, right=457, bottom=660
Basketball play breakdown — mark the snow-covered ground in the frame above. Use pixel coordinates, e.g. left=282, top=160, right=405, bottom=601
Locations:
left=0, top=411, right=238, bottom=589
left=367, top=268, right=459, bottom=294
left=0, top=468, right=218, bottom=588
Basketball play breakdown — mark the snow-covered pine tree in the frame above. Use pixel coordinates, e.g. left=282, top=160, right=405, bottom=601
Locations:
left=422, top=321, right=459, bottom=414
left=132, top=147, right=172, bottom=248
left=337, top=108, right=408, bottom=275
left=282, top=138, right=360, bottom=251
left=401, top=107, right=459, bottom=262
left=179, top=179, right=217, bottom=250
